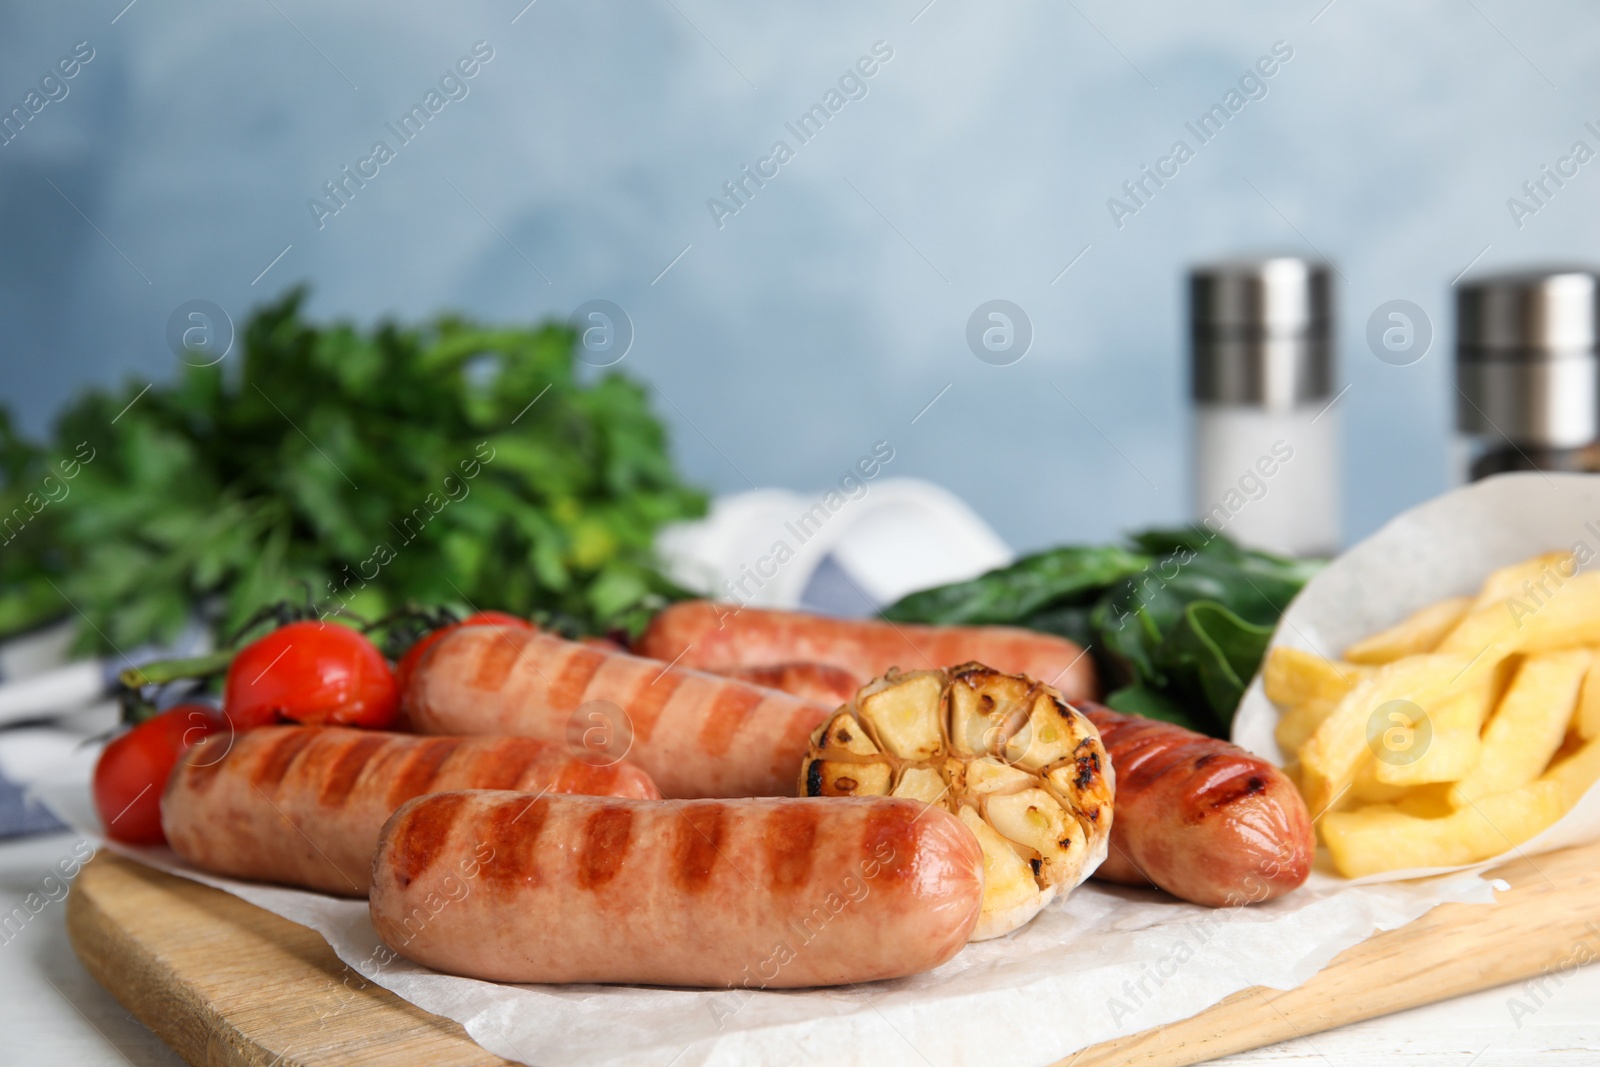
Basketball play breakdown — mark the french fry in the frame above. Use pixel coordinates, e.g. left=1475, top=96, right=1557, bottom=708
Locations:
left=1350, top=757, right=1461, bottom=810
left=1265, top=649, right=1370, bottom=753
left=1468, top=552, right=1574, bottom=612
left=1321, top=779, right=1565, bottom=877
left=1509, top=577, right=1600, bottom=652
left=1351, top=754, right=1409, bottom=804
left=1577, top=657, right=1600, bottom=741
left=1275, top=703, right=1327, bottom=759
left=1437, top=570, right=1600, bottom=664
left=1352, top=759, right=1458, bottom=813
left=1449, top=649, right=1592, bottom=806
left=1542, top=735, right=1600, bottom=810
left=1300, top=552, right=1600, bottom=880
left=1266, top=647, right=1369, bottom=706
left=1343, top=596, right=1473, bottom=665
left=1372, top=682, right=1495, bottom=786
left=1393, top=784, right=1457, bottom=819
left=1298, top=654, right=1473, bottom=816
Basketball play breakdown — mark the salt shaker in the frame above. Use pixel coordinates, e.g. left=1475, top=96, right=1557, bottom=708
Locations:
left=1456, top=268, right=1600, bottom=481
left=1189, top=257, right=1340, bottom=558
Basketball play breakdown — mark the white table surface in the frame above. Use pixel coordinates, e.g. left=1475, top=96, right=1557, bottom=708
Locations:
left=5, top=830, right=1597, bottom=1067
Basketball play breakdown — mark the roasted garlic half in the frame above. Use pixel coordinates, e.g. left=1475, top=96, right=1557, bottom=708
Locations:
left=800, top=662, right=1114, bottom=940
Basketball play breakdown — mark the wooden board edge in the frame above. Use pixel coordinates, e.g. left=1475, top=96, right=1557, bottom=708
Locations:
left=1062, top=840, right=1600, bottom=1066
left=67, top=863, right=279, bottom=1067
left=68, top=855, right=511, bottom=1067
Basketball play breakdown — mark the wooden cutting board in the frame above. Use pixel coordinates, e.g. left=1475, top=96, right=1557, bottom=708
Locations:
left=67, top=842, right=1600, bottom=1067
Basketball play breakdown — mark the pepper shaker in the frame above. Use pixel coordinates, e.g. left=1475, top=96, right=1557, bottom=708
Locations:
left=1456, top=268, right=1600, bottom=480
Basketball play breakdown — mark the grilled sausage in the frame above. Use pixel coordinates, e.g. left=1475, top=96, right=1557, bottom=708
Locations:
left=723, top=662, right=860, bottom=707
left=162, top=726, right=659, bottom=895
left=647, top=613, right=1312, bottom=907
left=1079, top=703, right=1313, bottom=906
left=635, top=601, right=1097, bottom=702
left=403, top=626, right=833, bottom=799
left=369, top=791, right=983, bottom=986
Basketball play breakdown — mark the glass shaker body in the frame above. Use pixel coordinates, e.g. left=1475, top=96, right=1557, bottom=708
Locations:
left=1193, top=401, right=1340, bottom=558
left=1190, top=257, right=1339, bottom=558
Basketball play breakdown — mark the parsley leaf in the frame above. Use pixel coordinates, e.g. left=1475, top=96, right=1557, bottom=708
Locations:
left=0, top=287, right=707, bottom=653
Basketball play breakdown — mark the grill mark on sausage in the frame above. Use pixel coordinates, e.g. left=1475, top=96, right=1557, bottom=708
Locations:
left=577, top=806, right=634, bottom=889
left=624, top=669, right=682, bottom=745
left=249, top=729, right=319, bottom=790
left=470, top=742, right=538, bottom=791
left=672, top=803, right=727, bottom=892
left=860, top=801, right=918, bottom=884
left=318, top=733, right=391, bottom=806
left=548, top=646, right=607, bottom=711
left=696, top=685, right=764, bottom=758
left=726, top=663, right=861, bottom=706
left=1208, top=775, right=1267, bottom=809
left=772, top=704, right=831, bottom=785
left=727, top=664, right=790, bottom=689
left=1102, top=734, right=1164, bottom=780
left=762, top=805, right=820, bottom=892
left=468, top=628, right=535, bottom=692
left=386, top=738, right=462, bottom=807
left=553, top=760, right=624, bottom=796
left=390, top=792, right=468, bottom=889
left=1101, top=724, right=1214, bottom=787
left=180, top=733, right=242, bottom=794
left=477, top=795, right=551, bottom=891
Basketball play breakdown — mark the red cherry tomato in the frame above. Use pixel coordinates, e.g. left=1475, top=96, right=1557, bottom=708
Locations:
left=93, top=704, right=225, bottom=845
left=225, top=621, right=400, bottom=729
left=394, top=612, right=534, bottom=695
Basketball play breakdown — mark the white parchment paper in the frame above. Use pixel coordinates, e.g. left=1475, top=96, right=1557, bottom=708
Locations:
left=44, top=778, right=1490, bottom=1067
left=54, top=475, right=1600, bottom=1066
left=1233, top=472, right=1600, bottom=884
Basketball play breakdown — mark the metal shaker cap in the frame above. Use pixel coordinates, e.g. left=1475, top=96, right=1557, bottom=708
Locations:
left=1456, top=268, right=1600, bottom=448
left=1190, top=257, right=1334, bottom=409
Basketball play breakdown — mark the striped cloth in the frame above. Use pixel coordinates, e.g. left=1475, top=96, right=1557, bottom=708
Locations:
left=0, top=768, right=66, bottom=838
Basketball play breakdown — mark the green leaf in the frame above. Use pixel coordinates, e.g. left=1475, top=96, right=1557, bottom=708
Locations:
left=1103, top=684, right=1210, bottom=734
left=1156, top=601, right=1276, bottom=734
left=587, top=563, right=650, bottom=620
left=882, top=527, right=1318, bottom=738
left=883, top=545, right=1151, bottom=626
left=0, top=581, right=66, bottom=637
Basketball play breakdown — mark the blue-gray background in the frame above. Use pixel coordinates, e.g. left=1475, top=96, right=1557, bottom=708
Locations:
left=2, top=0, right=1595, bottom=552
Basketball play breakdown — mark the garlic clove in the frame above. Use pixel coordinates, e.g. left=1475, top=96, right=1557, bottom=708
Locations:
left=958, top=805, right=1049, bottom=940
left=891, top=765, right=949, bottom=807
left=985, top=787, right=1087, bottom=887
left=856, top=670, right=946, bottom=760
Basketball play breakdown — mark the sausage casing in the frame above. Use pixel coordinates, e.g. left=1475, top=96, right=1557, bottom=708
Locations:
left=162, top=725, right=659, bottom=895
left=636, top=601, right=1098, bottom=702
left=403, top=626, right=833, bottom=798
left=722, top=662, right=861, bottom=707
left=370, top=791, right=983, bottom=987
left=1080, top=703, right=1313, bottom=905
